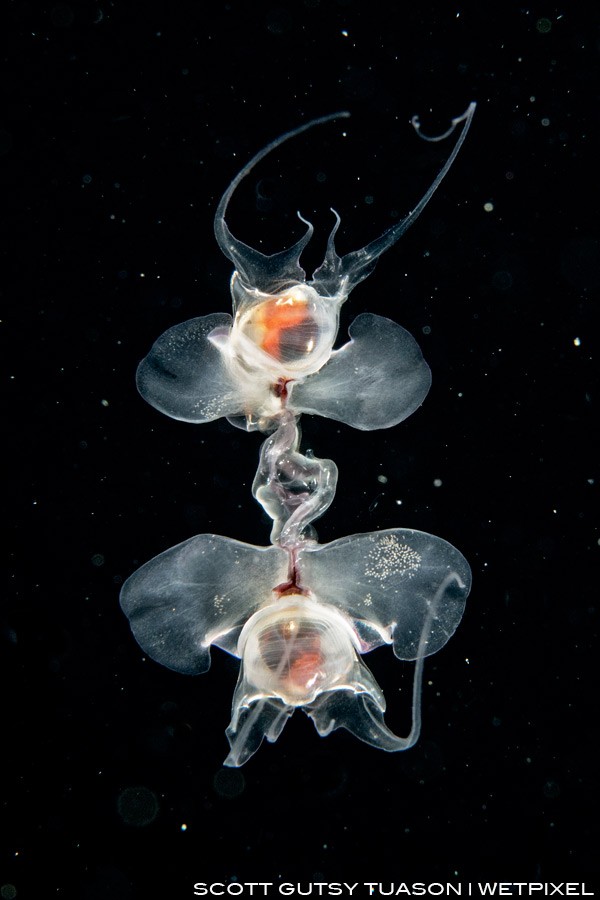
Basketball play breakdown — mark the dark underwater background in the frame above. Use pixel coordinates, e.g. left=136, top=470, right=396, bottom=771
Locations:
left=3, top=2, right=598, bottom=896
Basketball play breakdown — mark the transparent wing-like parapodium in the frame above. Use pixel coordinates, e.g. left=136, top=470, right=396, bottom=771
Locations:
left=296, top=527, right=471, bottom=658
left=290, top=313, right=432, bottom=430
left=120, top=534, right=289, bottom=674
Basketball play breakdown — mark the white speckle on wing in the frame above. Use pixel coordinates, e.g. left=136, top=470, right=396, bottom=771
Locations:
left=194, top=396, right=227, bottom=419
left=213, top=594, right=227, bottom=611
left=364, top=534, right=421, bottom=580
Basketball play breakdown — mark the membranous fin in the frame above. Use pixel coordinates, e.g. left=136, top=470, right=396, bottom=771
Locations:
left=305, top=641, right=424, bottom=752
left=310, top=102, right=476, bottom=297
left=224, top=678, right=294, bottom=767
left=296, top=528, right=471, bottom=660
left=119, top=535, right=289, bottom=675
left=214, top=112, right=350, bottom=294
left=289, top=313, right=432, bottom=430
left=307, top=690, right=413, bottom=752
left=136, top=313, right=243, bottom=423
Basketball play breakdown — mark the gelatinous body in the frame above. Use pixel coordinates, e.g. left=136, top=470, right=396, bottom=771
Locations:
left=121, top=104, right=475, bottom=765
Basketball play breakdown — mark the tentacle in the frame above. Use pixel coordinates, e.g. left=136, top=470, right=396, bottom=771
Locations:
left=214, top=112, right=350, bottom=293
left=310, top=102, right=476, bottom=297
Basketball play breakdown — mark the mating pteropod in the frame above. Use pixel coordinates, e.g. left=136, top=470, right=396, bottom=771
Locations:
left=122, top=105, right=475, bottom=765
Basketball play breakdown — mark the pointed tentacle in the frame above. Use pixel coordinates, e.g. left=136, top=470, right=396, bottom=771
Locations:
left=214, top=112, right=350, bottom=292
left=311, top=102, right=476, bottom=296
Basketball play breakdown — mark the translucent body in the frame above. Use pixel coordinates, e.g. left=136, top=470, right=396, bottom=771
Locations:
left=122, top=105, right=475, bottom=765
left=238, top=598, right=359, bottom=706
left=229, top=278, right=338, bottom=378
left=137, top=105, right=475, bottom=434
left=137, top=309, right=433, bottom=432
left=120, top=528, right=470, bottom=766
left=252, top=410, right=337, bottom=546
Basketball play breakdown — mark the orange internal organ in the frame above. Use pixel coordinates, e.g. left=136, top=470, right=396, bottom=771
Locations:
left=288, top=650, right=324, bottom=689
left=256, top=296, right=311, bottom=359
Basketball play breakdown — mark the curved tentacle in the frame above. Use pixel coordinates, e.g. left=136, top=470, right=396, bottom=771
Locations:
left=214, top=112, right=350, bottom=293
left=310, top=102, right=476, bottom=297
